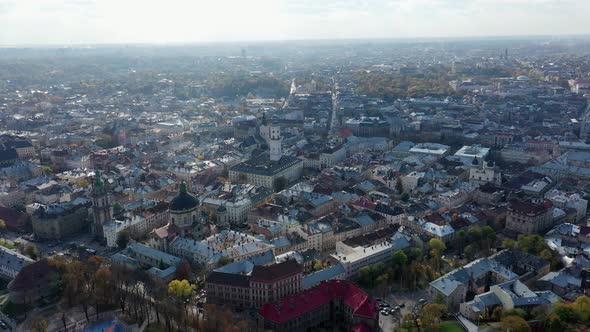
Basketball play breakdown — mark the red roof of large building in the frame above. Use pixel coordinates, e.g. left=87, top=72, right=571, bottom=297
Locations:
left=258, top=280, right=378, bottom=325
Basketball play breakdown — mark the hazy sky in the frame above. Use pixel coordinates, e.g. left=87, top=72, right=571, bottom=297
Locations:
left=0, top=0, right=589, bottom=45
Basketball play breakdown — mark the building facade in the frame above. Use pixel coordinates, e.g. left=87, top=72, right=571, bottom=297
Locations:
left=91, top=171, right=113, bottom=237
left=206, top=259, right=303, bottom=309
left=505, top=199, right=554, bottom=234
left=169, top=182, right=202, bottom=239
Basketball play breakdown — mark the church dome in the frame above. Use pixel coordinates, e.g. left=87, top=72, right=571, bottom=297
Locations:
left=472, top=157, right=479, bottom=166
left=170, top=183, right=199, bottom=211
left=216, top=204, right=227, bottom=213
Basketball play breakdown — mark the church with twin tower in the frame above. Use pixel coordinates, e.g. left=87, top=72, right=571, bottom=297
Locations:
left=229, top=114, right=302, bottom=190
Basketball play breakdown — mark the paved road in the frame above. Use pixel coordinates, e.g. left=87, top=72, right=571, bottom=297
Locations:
left=379, top=310, right=402, bottom=332
left=456, top=314, right=479, bottom=332
left=377, top=289, right=431, bottom=332
left=388, top=289, right=431, bottom=318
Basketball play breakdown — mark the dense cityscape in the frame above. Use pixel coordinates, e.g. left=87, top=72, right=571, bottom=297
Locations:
left=0, top=36, right=590, bottom=332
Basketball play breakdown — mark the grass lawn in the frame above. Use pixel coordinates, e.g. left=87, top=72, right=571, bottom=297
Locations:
left=439, top=320, right=465, bottom=332
left=145, top=322, right=170, bottom=332
left=0, top=239, right=16, bottom=250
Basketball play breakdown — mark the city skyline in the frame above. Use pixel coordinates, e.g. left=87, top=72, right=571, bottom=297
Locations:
left=1, top=0, right=590, bottom=45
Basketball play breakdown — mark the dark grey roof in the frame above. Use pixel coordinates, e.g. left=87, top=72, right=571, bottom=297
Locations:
left=231, top=155, right=301, bottom=176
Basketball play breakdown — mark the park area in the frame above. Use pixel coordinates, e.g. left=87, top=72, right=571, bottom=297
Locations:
left=439, top=320, right=465, bottom=332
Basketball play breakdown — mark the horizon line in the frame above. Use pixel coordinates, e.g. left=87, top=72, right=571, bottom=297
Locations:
left=2, top=33, right=590, bottom=49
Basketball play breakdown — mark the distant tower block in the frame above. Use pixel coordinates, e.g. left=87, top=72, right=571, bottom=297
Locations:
left=269, top=122, right=283, bottom=161
left=505, top=48, right=508, bottom=60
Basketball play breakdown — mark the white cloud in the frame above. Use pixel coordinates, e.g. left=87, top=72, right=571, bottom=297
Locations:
left=0, top=0, right=588, bottom=45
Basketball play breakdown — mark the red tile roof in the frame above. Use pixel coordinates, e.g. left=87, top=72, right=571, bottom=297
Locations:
left=258, top=280, right=378, bottom=325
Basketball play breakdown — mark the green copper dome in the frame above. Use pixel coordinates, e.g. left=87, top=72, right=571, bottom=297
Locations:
left=170, top=183, right=199, bottom=211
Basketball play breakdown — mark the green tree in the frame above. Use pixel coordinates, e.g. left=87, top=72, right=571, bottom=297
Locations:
left=574, top=295, right=590, bottom=322
left=500, top=315, right=531, bottom=332
left=503, top=308, right=526, bottom=318
left=463, top=244, right=475, bottom=260
left=467, top=226, right=483, bottom=243
left=428, top=238, right=446, bottom=272
left=544, top=313, right=564, bottom=332
left=407, top=247, right=423, bottom=262
left=401, top=313, right=418, bottom=332
left=428, top=238, right=446, bottom=253
left=552, top=301, right=577, bottom=323
left=419, top=303, right=447, bottom=331
left=168, top=279, right=195, bottom=299
left=93, top=267, right=113, bottom=312
left=313, top=260, right=324, bottom=271
left=540, top=249, right=553, bottom=261
left=113, top=203, right=123, bottom=215
left=401, top=192, right=410, bottom=202
left=392, top=250, right=408, bottom=288
left=503, top=239, right=517, bottom=249
left=76, top=178, right=89, bottom=188
left=433, top=293, right=445, bottom=305
left=481, top=225, right=496, bottom=252
left=25, top=244, right=38, bottom=260
left=492, top=306, right=504, bottom=321
left=0, top=219, right=6, bottom=236
left=455, top=229, right=467, bottom=251
left=392, top=250, right=408, bottom=268
left=516, top=234, right=561, bottom=269
left=40, top=165, right=53, bottom=175
left=517, top=234, right=546, bottom=254
left=216, top=256, right=232, bottom=268
left=31, top=318, right=48, bottom=332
